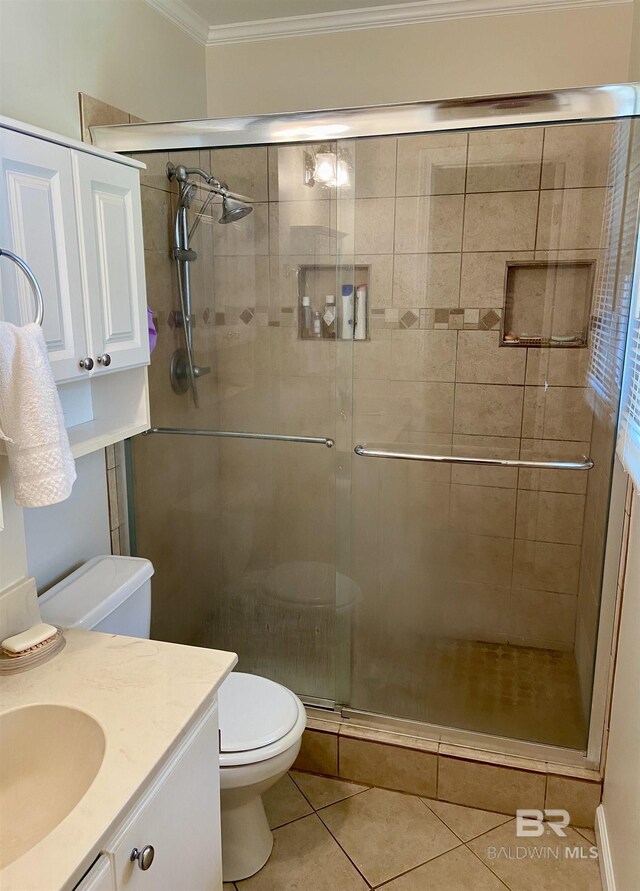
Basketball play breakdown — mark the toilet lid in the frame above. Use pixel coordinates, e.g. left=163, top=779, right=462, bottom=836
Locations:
left=218, top=672, right=301, bottom=753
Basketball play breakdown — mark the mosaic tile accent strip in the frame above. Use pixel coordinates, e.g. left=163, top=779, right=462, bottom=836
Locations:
left=214, top=305, right=503, bottom=332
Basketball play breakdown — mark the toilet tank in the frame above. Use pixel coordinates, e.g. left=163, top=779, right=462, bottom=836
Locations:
left=39, top=556, right=154, bottom=638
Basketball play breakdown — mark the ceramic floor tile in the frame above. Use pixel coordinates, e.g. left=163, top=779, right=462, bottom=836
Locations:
left=423, top=798, right=511, bottom=841
left=291, top=770, right=369, bottom=809
left=319, top=787, right=460, bottom=886
left=468, top=819, right=602, bottom=890
left=262, top=773, right=313, bottom=829
left=235, top=813, right=368, bottom=890
left=380, top=845, right=508, bottom=890
left=575, top=826, right=597, bottom=845
left=223, top=885, right=235, bottom=890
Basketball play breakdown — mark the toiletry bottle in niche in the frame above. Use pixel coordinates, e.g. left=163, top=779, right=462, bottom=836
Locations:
left=312, top=310, right=322, bottom=339
left=354, top=283, right=368, bottom=340
left=301, top=295, right=312, bottom=338
left=341, top=284, right=354, bottom=340
left=323, top=294, right=336, bottom=339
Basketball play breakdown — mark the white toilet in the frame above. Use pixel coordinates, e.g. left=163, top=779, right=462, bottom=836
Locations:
left=39, top=555, right=307, bottom=882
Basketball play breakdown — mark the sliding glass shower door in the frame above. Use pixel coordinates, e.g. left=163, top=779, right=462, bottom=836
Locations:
left=128, top=100, right=640, bottom=753
left=131, top=143, right=347, bottom=703
left=339, top=119, right=639, bottom=749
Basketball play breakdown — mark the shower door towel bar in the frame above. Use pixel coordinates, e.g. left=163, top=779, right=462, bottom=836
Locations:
left=354, top=444, right=593, bottom=470
left=143, top=426, right=335, bottom=447
left=0, top=248, right=45, bottom=326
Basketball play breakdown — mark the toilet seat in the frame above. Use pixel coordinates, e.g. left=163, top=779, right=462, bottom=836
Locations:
left=219, top=673, right=306, bottom=768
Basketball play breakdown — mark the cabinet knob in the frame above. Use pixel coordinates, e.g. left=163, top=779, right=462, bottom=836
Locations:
left=78, top=357, right=94, bottom=371
left=130, top=845, right=155, bottom=871
left=97, top=353, right=112, bottom=367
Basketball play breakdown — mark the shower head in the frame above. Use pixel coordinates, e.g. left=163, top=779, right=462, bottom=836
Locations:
left=219, top=196, right=253, bottom=224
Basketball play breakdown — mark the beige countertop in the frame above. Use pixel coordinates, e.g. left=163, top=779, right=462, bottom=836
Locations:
left=0, top=629, right=237, bottom=891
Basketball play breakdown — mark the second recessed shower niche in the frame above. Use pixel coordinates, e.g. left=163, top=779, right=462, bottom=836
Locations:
left=501, top=260, right=596, bottom=348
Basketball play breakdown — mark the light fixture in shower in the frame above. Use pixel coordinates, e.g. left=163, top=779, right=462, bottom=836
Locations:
left=304, top=145, right=351, bottom=189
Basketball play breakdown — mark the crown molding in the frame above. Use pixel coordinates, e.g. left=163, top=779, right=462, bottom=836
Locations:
left=146, top=0, right=631, bottom=47
left=144, top=0, right=211, bottom=45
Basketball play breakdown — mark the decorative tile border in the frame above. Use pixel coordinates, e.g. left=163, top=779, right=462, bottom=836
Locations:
left=184, top=304, right=503, bottom=332
left=370, top=307, right=503, bottom=331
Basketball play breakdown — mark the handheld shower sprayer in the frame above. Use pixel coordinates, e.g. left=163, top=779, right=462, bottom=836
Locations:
left=166, top=161, right=254, bottom=404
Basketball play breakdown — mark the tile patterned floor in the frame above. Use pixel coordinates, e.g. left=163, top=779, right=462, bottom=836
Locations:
left=223, top=772, right=602, bottom=890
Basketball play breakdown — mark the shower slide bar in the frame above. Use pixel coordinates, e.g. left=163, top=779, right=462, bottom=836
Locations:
left=143, top=426, right=335, bottom=447
left=354, top=444, right=593, bottom=470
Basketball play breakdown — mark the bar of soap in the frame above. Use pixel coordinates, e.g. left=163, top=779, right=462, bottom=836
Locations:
left=2, top=622, right=58, bottom=654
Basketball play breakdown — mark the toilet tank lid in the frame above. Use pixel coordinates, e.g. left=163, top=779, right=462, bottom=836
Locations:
left=38, top=556, right=154, bottom=629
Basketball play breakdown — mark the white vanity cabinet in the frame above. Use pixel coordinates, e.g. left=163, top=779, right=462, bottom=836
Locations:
left=74, top=857, right=114, bottom=891
left=73, top=704, right=222, bottom=891
left=0, top=117, right=150, bottom=456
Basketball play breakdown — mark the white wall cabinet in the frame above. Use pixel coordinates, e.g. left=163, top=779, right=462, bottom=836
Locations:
left=0, top=117, right=150, bottom=457
left=73, top=704, right=221, bottom=891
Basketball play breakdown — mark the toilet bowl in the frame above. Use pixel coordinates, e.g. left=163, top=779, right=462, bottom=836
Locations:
left=218, top=672, right=306, bottom=881
left=39, top=556, right=307, bottom=882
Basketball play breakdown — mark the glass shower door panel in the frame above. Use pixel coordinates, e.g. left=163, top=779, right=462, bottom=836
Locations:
left=131, top=143, right=341, bottom=703
left=345, top=122, right=632, bottom=748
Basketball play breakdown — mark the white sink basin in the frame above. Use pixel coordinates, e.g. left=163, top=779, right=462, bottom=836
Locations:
left=0, top=704, right=105, bottom=868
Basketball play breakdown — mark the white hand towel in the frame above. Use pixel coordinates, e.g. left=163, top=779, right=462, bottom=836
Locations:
left=0, top=321, right=76, bottom=507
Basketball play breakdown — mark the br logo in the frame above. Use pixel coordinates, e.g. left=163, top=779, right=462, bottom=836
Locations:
left=516, top=809, right=571, bottom=838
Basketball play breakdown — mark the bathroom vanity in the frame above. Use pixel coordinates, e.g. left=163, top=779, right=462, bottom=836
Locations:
left=0, top=629, right=236, bottom=891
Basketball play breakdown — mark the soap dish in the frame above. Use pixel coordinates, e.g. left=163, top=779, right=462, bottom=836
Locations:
left=0, top=626, right=65, bottom=674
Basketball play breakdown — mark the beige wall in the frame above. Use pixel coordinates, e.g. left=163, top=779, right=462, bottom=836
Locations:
left=0, top=0, right=206, bottom=140
left=601, top=487, right=640, bottom=890
left=0, top=1, right=205, bottom=597
left=631, top=0, right=640, bottom=80
left=206, top=5, right=633, bottom=117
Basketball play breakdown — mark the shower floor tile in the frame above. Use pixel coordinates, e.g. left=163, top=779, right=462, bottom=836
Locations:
left=230, top=774, right=602, bottom=890
left=354, top=638, right=587, bottom=749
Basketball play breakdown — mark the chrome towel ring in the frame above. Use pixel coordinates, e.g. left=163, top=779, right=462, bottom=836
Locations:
left=0, top=248, right=45, bottom=326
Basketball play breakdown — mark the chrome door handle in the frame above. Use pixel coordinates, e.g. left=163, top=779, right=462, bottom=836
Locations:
left=78, top=357, right=94, bottom=371
left=97, top=353, right=112, bottom=366
left=130, top=845, right=155, bottom=870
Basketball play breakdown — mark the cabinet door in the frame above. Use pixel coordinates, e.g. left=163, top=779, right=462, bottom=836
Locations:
left=0, top=128, right=88, bottom=382
left=73, top=152, right=149, bottom=374
left=109, top=706, right=221, bottom=890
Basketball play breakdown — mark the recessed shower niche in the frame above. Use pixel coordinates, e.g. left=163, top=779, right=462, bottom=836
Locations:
left=501, top=260, right=596, bottom=347
left=297, top=263, right=370, bottom=340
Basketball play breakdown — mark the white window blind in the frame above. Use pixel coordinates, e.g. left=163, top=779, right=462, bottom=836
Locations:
left=618, top=180, right=640, bottom=488
left=589, top=121, right=635, bottom=409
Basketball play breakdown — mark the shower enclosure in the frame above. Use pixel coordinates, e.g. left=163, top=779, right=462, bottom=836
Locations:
left=94, top=86, right=640, bottom=766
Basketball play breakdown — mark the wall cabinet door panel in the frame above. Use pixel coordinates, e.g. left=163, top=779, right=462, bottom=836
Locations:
left=0, top=129, right=87, bottom=382
left=74, top=152, right=149, bottom=374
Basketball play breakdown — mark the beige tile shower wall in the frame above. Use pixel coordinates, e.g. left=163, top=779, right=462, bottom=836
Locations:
left=345, top=122, right=617, bottom=682
left=131, top=149, right=225, bottom=648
